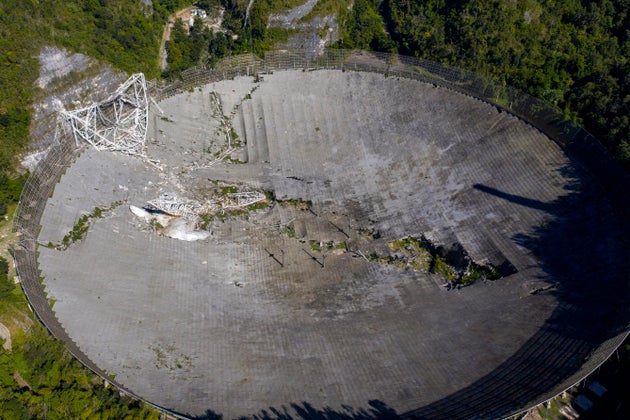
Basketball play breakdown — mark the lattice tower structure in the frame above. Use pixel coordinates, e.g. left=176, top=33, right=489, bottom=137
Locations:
left=62, top=73, right=149, bottom=157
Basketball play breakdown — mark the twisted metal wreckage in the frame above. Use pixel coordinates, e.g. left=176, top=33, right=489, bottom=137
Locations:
left=61, top=73, right=265, bottom=239
left=62, top=73, right=149, bottom=157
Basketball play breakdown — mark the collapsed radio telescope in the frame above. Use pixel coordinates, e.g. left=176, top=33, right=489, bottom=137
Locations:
left=20, top=50, right=630, bottom=420
left=62, top=73, right=149, bottom=156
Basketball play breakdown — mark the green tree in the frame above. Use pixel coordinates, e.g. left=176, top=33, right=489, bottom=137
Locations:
left=339, top=0, right=394, bottom=51
left=0, top=256, right=13, bottom=298
left=0, top=172, right=28, bottom=217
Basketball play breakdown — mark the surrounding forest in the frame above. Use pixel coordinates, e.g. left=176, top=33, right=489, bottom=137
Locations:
left=0, top=0, right=628, bottom=417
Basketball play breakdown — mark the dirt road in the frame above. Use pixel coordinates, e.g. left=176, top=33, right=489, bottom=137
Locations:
left=159, top=7, right=195, bottom=70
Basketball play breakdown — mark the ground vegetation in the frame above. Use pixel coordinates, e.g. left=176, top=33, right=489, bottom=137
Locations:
left=169, top=0, right=300, bottom=67
left=0, top=173, right=27, bottom=218
left=337, top=0, right=395, bottom=52
left=0, top=323, right=159, bottom=419
left=375, top=236, right=503, bottom=286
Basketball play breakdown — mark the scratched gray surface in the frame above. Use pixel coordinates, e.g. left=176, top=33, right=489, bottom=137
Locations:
left=38, top=70, right=626, bottom=418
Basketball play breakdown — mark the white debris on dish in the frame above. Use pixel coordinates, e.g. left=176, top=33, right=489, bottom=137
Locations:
left=129, top=205, right=211, bottom=242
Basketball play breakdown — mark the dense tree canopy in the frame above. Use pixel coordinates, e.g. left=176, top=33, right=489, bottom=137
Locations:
left=338, top=0, right=394, bottom=51
left=167, top=17, right=213, bottom=72
left=0, top=324, right=159, bottom=419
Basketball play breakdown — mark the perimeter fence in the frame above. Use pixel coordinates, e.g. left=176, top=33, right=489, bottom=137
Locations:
left=8, top=129, right=133, bottom=379
left=156, top=49, right=629, bottom=211
left=9, top=131, right=123, bottom=375
left=12, top=48, right=630, bottom=419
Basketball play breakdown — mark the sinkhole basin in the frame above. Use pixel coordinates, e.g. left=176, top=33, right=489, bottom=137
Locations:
left=35, top=67, right=629, bottom=419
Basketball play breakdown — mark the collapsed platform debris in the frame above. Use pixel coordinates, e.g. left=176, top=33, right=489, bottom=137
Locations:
left=62, top=73, right=149, bottom=157
left=132, top=190, right=267, bottom=241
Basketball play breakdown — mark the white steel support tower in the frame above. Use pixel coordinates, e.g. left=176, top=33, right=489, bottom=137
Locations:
left=62, top=73, right=149, bottom=157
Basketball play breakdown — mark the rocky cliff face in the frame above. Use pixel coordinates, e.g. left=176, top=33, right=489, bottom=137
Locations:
left=268, top=0, right=339, bottom=53
left=24, top=46, right=127, bottom=170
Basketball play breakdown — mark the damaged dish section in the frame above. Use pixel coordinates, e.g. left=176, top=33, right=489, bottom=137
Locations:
left=130, top=189, right=268, bottom=241
left=129, top=204, right=211, bottom=242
